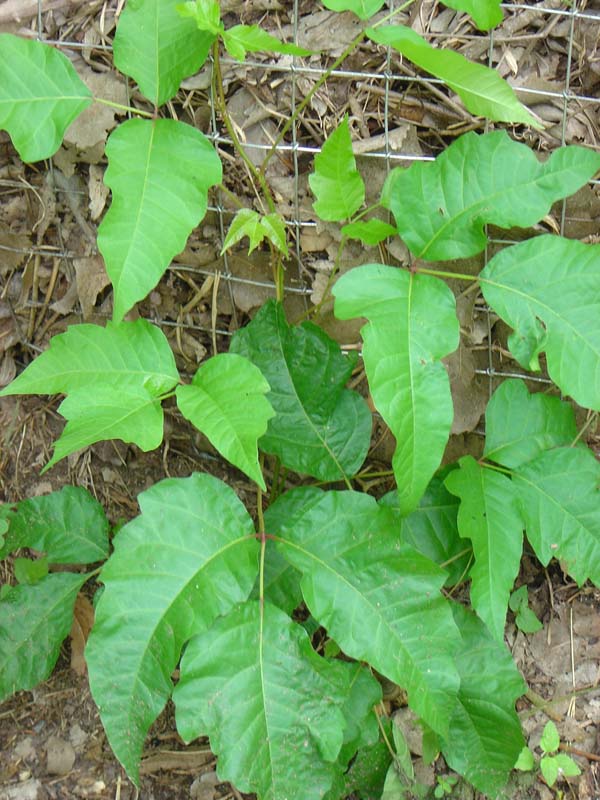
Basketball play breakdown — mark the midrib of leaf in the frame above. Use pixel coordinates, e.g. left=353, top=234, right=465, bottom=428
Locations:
left=273, top=325, right=350, bottom=481
left=514, top=466, right=588, bottom=531
left=63, top=394, right=158, bottom=435
left=116, top=531, right=255, bottom=759
left=278, top=537, right=432, bottom=689
left=418, top=161, right=581, bottom=260
left=258, top=595, right=277, bottom=797
left=405, top=273, right=417, bottom=499
left=112, top=122, right=156, bottom=304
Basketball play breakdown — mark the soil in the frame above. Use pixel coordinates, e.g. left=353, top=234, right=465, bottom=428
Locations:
left=1, top=1, right=600, bottom=799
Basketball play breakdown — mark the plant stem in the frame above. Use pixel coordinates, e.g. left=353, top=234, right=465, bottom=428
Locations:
left=257, top=462, right=266, bottom=605
left=480, top=460, right=513, bottom=476
left=414, top=266, right=479, bottom=283
left=93, top=96, right=154, bottom=119
left=212, top=40, right=276, bottom=215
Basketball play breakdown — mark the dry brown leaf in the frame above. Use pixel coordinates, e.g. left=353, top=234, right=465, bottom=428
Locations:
left=69, top=592, right=95, bottom=676
left=0, top=222, right=31, bottom=274
left=64, top=67, right=128, bottom=152
left=88, top=165, right=109, bottom=222
left=74, top=256, right=111, bottom=320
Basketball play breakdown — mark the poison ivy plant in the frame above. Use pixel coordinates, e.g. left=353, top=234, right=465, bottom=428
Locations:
left=445, top=457, right=523, bottom=641
left=98, top=118, right=222, bottom=321
left=176, top=353, right=274, bottom=489
left=230, top=299, right=371, bottom=483
left=0, top=34, right=92, bottom=162
left=382, top=131, right=600, bottom=261
left=309, top=116, right=365, bottom=221
left=367, top=26, right=540, bottom=128
left=481, top=235, right=600, bottom=410
left=333, top=264, right=459, bottom=513
left=113, top=0, right=214, bottom=106
left=2, top=9, right=600, bottom=800
left=86, top=473, right=258, bottom=782
left=0, top=320, right=179, bottom=467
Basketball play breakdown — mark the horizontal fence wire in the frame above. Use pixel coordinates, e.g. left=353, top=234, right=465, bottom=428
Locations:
left=18, top=0, right=597, bottom=384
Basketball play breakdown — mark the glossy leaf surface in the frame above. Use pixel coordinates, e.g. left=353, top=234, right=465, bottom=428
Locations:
left=309, top=117, right=365, bottom=221
left=513, top=447, right=600, bottom=586
left=276, top=490, right=461, bottom=737
left=334, top=264, right=459, bottom=513
left=0, top=34, right=92, bottom=162
left=441, top=604, right=526, bottom=796
left=176, top=353, right=274, bottom=489
left=175, top=601, right=349, bottom=800
left=481, top=236, right=600, bottom=410
left=484, top=379, right=577, bottom=468
left=98, top=118, right=222, bottom=321
left=0, top=320, right=178, bottom=466
left=0, top=573, right=86, bottom=702
left=383, top=131, right=600, bottom=260
left=86, top=474, right=258, bottom=783
left=445, top=457, right=523, bottom=641
left=0, top=486, right=108, bottom=563
left=367, top=26, right=539, bottom=128
left=230, top=300, right=371, bottom=482
left=113, top=0, right=214, bottom=106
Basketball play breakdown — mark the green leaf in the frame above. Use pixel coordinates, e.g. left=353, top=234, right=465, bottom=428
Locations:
left=0, top=486, right=108, bottom=564
left=176, top=353, right=274, bottom=489
left=97, top=118, right=222, bottom=321
left=262, top=486, right=327, bottom=613
left=48, top=386, right=164, bottom=469
left=174, top=600, right=349, bottom=800
left=481, top=236, right=600, bottom=410
left=276, top=490, right=461, bottom=738
left=382, top=131, right=600, bottom=261
left=508, top=585, right=527, bottom=613
left=441, top=603, right=526, bottom=797
left=515, top=605, right=543, bottom=634
left=367, top=26, right=539, bottom=128
left=86, top=473, right=258, bottom=784
left=554, top=753, right=581, bottom=777
left=514, top=746, right=536, bottom=771
left=391, top=718, right=414, bottom=781
left=513, top=447, right=600, bottom=586
left=0, top=320, right=179, bottom=466
left=222, top=24, right=311, bottom=62
left=322, top=0, right=386, bottom=18
left=445, top=457, right=523, bottom=641
left=337, top=663, right=382, bottom=765
left=309, top=117, right=365, bottom=221
left=230, top=300, right=371, bottom=482
left=341, top=219, right=398, bottom=246
left=222, top=209, right=289, bottom=256
left=0, top=572, right=86, bottom=702
left=0, top=34, right=92, bottom=162
left=540, top=756, right=559, bottom=787
left=176, top=0, right=222, bottom=35
left=440, top=0, right=502, bottom=30
left=484, top=379, right=577, bottom=468
left=14, top=557, right=49, bottom=585
left=380, top=475, right=469, bottom=587
left=343, top=736, right=392, bottom=800
left=381, top=765, right=411, bottom=799
left=333, top=265, right=459, bottom=513
left=113, top=0, right=214, bottom=106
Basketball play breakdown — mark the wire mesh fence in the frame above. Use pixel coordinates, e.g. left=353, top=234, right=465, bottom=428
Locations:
left=4, top=0, right=599, bottom=394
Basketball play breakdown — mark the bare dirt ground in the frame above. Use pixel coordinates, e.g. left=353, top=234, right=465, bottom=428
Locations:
left=1, top=1, right=600, bottom=798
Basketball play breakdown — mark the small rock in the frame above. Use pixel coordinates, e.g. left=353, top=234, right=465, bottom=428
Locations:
left=14, top=738, right=35, bottom=761
left=69, top=723, right=88, bottom=748
left=45, top=735, right=76, bottom=775
left=4, top=778, right=42, bottom=800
